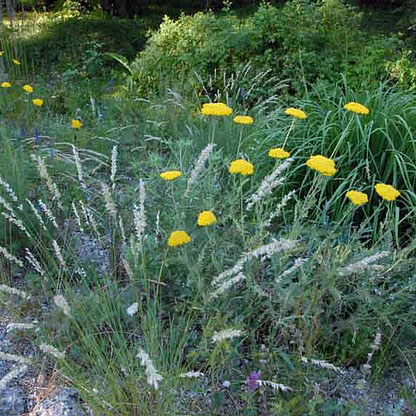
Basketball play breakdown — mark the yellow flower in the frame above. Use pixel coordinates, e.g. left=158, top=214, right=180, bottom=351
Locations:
left=306, top=155, right=337, bottom=176
left=0, top=51, right=4, bottom=56
left=229, top=159, right=254, bottom=176
left=1, top=82, right=11, bottom=88
left=32, top=98, right=44, bottom=107
left=346, top=190, right=368, bottom=206
left=23, top=84, right=33, bottom=93
left=201, top=102, right=233, bottom=116
left=12, top=59, right=21, bottom=65
left=285, top=107, right=307, bottom=119
left=197, top=211, right=216, bottom=226
left=160, top=170, right=182, bottom=181
left=71, top=119, right=82, bottom=129
left=374, top=183, right=400, bottom=201
left=343, top=102, right=370, bottom=115
left=168, top=230, right=191, bottom=247
left=233, top=115, right=254, bottom=125
left=268, top=148, right=290, bottom=159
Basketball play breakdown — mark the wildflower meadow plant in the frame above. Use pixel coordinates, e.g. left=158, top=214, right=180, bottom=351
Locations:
left=285, top=107, right=307, bottom=119
left=201, top=102, right=232, bottom=116
left=374, top=183, right=400, bottom=201
left=160, top=170, right=182, bottom=181
left=168, top=230, right=191, bottom=247
left=306, top=155, right=337, bottom=176
left=343, top=101, right=370, bottom=115
left=268, top=148, right=290, bottom=159
left=229, top=159, right=254, bottom=175
left=346, top=190, right=369, bottom=206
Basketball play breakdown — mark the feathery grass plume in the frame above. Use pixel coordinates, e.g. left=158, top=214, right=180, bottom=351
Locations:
left=0, top=284, right=30, bottom=300
left=71, top=201, right=84, bottom=232
left=25, top=248, right=45, bottom=276
left=39, top=343, right=65, bottom=359
left=132, top=179, right=146, bottom=245
left=0, top=195, right=15, bottom=213
left=110, top=145, right=118, bottom=189
left=6, top=323, right=36, bottom=331
left=246, top=158, right=293, bottom=211
left=136, top=349, right=163, bottom=390
left=126, top=302, right=139, bottom=316
left=122, top=257, right=134, bottom=280
left=211, top=258, right=246, bottom=287
left=30, top=154, right=63, bottom=209
left=257, top=380, right=293, bottom=392
left=72, top=145, right=87, bottom=190
left=185, top=143, right=216, bottom=195
left=265, top=190, right=296, bottom=227
left=155, top=210, right=160, bottom=241
left=1, top=212, right=32, bottom=239
left=101, top=183, right=117, bottom=218
left=54, top=294, right=72, bottom=318
left=212, top=329, right=245, bottom=343
left=0, top=246, right=24, bottom=268
left=79, top=200, right=100, bottom=236
left=0, top=352, right=31, bottom=364
left=276, top=258, right=308, bottom=282
left=210, top=273, right=246, bottom=298
left=26, top=199, right=47, bottom=231
left=118, top=217, right=126, bottom=242
left=38, top=199, right=59, bottom=229
left=52, top=240, right=66, bottom=269
left=0, top=176, right=18, bottom=202
left=179, top=371, right=204, bottom=378
left=362, top=331, right=382, bottom=375
left=301, top=357, right=344, bottom=373
left=0, top=365, right=28, bottom=392
left=337, top=251, right=390, bottom=276
left=212, top=238, right=298, bottom=286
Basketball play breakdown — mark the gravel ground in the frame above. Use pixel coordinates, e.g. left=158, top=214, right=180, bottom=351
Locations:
left=0, top=309, right=90, bottom=416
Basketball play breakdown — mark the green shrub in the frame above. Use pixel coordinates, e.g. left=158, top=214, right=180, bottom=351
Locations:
left=127, top=0, right=405, bottom=98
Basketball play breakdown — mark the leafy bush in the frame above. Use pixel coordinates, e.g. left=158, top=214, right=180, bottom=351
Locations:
left=127, top=0, right=406, bottom=98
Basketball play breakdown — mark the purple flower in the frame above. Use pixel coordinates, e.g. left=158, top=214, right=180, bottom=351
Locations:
left=20, top=124, right=27, bottom=138
left=35, top=128, right=40, bottom=144
left=246, top=371, right=260, bottom=391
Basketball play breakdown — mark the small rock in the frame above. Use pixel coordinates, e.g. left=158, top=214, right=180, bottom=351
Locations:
left=31, top=388, right=88, bottom=416
left=0, top=386, right=27, bottom=415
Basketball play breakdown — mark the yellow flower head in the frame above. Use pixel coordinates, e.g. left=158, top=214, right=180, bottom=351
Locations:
left=12, top=59, right=21, bottom=65
left=32, top=98, right=44, bottom=107
left=285, top=107, right=307, bottom=119
left=168, top=230, right=191, bottom=247
left=233, top=115, right=254, bottom=125
left=201, top=102, right=233, bottom=116
left=71, top=119, right=82, bottom=129
left=346, top=190, right=368, bottom=206
left=306, top=155, right=337, bottom=176
left=1, top=82, right=11, bottom=88
left=343, top=102, right=370, bottom=115
left=374, top=183, right=400, bottom=201
left=268, top=148, right=290, bottom=159
left=197, top=210, right=216, bottom=226
left=229, top=159, right=254, bottom=176
left=160, top=170, right=182, bottom=181
left=23, top=84, right=33, bottom=93
left=0, top=51, right=3, bottom=56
